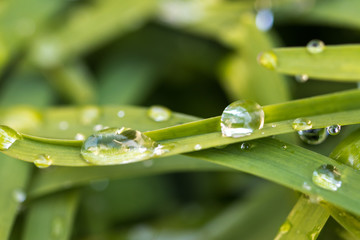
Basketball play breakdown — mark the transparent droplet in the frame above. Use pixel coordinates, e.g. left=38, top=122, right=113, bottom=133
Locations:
left=257, top=51, right=277, bottom=70
left=80, top=127, right=159, bottom=165
left=52, top=217, right=64, bottom=238
left=75, top=133, right=85, bottom=140
left=13, top=189, right=26, bottom=203
left=0, top=125, right=22, bottom=150
left=272, top=124, right=277, bottom=128
left=194, top=144, right=202, bottom=150
left=327, top=125, right=341, bottom=135
left=152, top=144, right=170, bottom=156
left=295, top=74, right=309, bottom=83
left=221, top=100, right=264, bottom=138
left=34, top=154, right=52, bottom=168
left=240, top=142, right=252, bottom=150
left=255, top=9, right=274, bottom=31
left=312, top=164, right=342, bottom=191
left=307, top=226, right=321, bottom=240
left=275, top=220, right=292, bottom=240
left=282, top=144, right=287, bottom=150
left=298, top=128, right=328, bottom=145
left=81, top=106, right=100, bottom=125
left=117, top=110, right=125, bottom=118
left=148, top=105, right=172, bottom=122
left=93, top=124, right=104, bottom=132
left=59, top=121, right=69, bottom=130
left=306, top=39, right=325, bottom=54
left=292, top=118, right=312, bottom=131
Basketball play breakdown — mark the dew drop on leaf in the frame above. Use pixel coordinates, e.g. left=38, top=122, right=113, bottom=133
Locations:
left=194, top=144, right=202, bottom=150
left=240, top=142, right=252, bottom=150
left=148, top=105, right=172, bottom=122
left=275, top=220, right=292, bottom=239
left=12, top=189, right=26, bottom=203
left=80, top=127, right=160, bottom=165
left=0, top=125, right=22, bottom=150
left=292, top=118, right=312, bottom=131
left=295, top=74, right=309, bottom=83
left=221, top=100, right=264, bottom=138
left=298, top=128, right=328, bottom=145
left=257, top=51, right=277, bottom=70
left=312, top=164, right=342, bottom=191
left=34, top=154, right=52, bottom=168
left=117, top=110, right=125, bottom=118
left=306, top=39, right=325, bottom=54
left=327, top=125, right=341, bottom=135
left=75, top=133, right=85, bottom=140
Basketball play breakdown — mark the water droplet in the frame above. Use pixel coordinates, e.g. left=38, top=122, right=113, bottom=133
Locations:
left=59, top=121, right=69, bottom=130
left=282, top=144, right=287, bottom=150
left=52, top=217, right=64, bottom=238
left=295, top=74, right=309, bottom=83
left=240, top=142, right=252, bottom=150
left=117, top=110, right=125, bottom=118
left=255, top=9, right=274, bottom=31
left=302, top=182, right=312, bottom=191
left=327, top=125, right=341, bottom=136
left=13, top=189, right=26, bottom=203
left=81, top=106, right=100, bottom=125
left=0, top=125, right=22, bottom=150
left=75, top=133, right=85, bottom=140
left=34, top=154, right=52, bottom=168
left=257, top=51, right=277, bottom=70
left=143, top=160, right=154, bottom=168
left=307, top=226, right=321, bottom=240
left=90, top=179, right=109, bottom=192
left=93, top=124, right=104, bottom=132
left=307, top=39, right=325, bottom=54
left=272, top=124, right=277, bottom=128
left=80, top=127, right=159, bottom=165
left=221, top=100, right=264, bottom=138
left=292, top=118, right=312, bottom=131
left=275, top=220, right=292, bottom=240
left=312, top=164, right=342, bottom=191
left=148, top=105, right=172, bottom=122
left=298, top=128, right=328, bottom=145
left=194, top=144, right=202, bottom=150
left=152, top=144, right=170, bottom=156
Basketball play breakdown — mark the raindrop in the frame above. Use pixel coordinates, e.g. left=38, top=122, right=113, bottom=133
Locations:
left=292, top=118, right=312, bottom=131
left=282, top=144, right=287, bottom=150
left=240, top=142, right=252, bottom=150
left=13, top=189, right=26, bottom=203
left=80, top=127, right=159, bottom=165
left=327, top=125, right=341, bottom=136
left=257, top=51, right=277, bottom=70
left=117, top=110, right=125, bottom=118
left=148, top=105, right=172, bottom=122
left=295, top=74, right=309, bottom=83
left=194, top=144, right=202, bottom=150
left=0, top=125, right=22, bottom=150
left=307, top=39, right=325, bottom=54
left=255, top=9, right=274, bottom=31
left=75, top=133, right=85, bottom=140
left=34, top=154, right=52, bottom=168
left=272, top=124, right=277, bottom=128
left=298, top=128, right=328, bottom=145
left=312, top=164, right=342, bottom=191
left=221, top=100, right=264, bottom=138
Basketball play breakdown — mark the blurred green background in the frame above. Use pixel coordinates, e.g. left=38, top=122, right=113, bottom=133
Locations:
left=1, top=0, right=360, bottom=239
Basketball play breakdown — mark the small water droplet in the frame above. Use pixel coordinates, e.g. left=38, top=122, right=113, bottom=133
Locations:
left=52, top=217, right=64, bottom=238
left=307, top=226, right=321, bottom=240
left=292, top=118, right=312, bottom=131
left=143, top=160, right=154, bottom=168
left=81, top=127, right=159, bottom=165
left=75, top=133, right=85, bottom=140
left=240, top=142, right=252, bottom=150
left=148, top=105, right=172, bottom=122
left=327, top=125, right=341, bottom=135
left=0, top=125, right=22, bottom=150
left=275, top=220, right=292, bottom=239
left=312, top=164, right=342, bottom=191
left=81, top=106, right=100, bottom=125
left=282, top=144, right=287, bottom=150
left=13, top=189, right=26, bottom=203
left=298, top=128, right=328, bottom=145
left=90, top=179, right=109, bottom=192
left=117, top=110, right=125, bottom=118
left=302, top=182, right=312, bottom=191
left=295, top=74, right=309, bottom=83
left=307, top=39, right=325, bottom=54
left=93, top=124, right=104, bottom=132
left=221, top=100, right=264, bottom=138
left=59, top=121, right=69, bottom=130
left=255, top=9, right=274, bottom=31
left=34, top=154, right=52, bottom=168
left=194, top=144, right=202, bottom=150
left=257, top=51, right=277, bottom=70
left=272, top=124, right=277, bottom=128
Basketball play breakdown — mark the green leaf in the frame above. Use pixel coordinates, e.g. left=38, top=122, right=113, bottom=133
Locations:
left=265, top=45, right=360, bottom=81
left=23, top=190, right=79, bottom=240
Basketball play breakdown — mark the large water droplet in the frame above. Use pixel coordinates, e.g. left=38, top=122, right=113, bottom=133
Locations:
left=0, top=125, right=22, bottom=150
left=307, top=39, right=325, bottom=54
left=34, top=154, right=52, bottom=168
left=298, top=128, right=328, bottom=145
left=148, top=105, right=172, bottom=122
left=80, top=127, right=159, bottom=165
left=312, top=164, right=342, bottom=191
left=221, top=100, right=264, bottom=138
left=75, top=133, right=85, bottom=140
left=292, top=118, right=312, bottom=131
left=295, top=74, right=309, bottom=83
left=257, top=51, right=277, bottom=70
left=327, top=125, right=341, bottom=136
left=13, top=189, right=26, bottom=203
